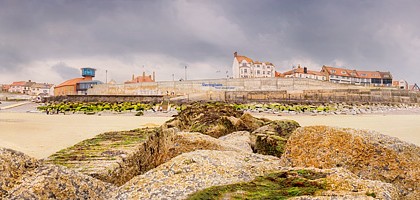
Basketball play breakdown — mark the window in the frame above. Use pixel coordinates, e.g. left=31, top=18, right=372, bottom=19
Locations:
left=341, top=71, right=347, bottom=74
left=244, top=69, right=247, bottom=73
left=263, top=71, right=265, bottom=75
left=331, top=70, right=336, bottom=73
left=257, top=70, right=260, bottom=74
left=267, top=71, right=271, bottom=75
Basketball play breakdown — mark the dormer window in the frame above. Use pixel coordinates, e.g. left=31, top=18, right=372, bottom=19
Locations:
left=341, top=71, right=347, bottom=74
left=331, top=70, right=336, bottom=73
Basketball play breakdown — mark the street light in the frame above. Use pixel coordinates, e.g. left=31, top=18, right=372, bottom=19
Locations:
left=185, top=66, right=187, bottom=81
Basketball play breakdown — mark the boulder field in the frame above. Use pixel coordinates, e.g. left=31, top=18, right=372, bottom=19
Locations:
left=1, top=103, right=419, bottom=199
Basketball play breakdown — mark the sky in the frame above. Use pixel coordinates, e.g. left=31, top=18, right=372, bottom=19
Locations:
left=0, top=0, right=419, bottom=85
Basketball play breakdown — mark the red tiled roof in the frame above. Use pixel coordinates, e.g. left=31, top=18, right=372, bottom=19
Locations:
left=235, top=55, right=253, bottom=63
left=355, top=71, right=381, bottom=79
left=11, top=81, right=25, bottom=86
left=56, top=77, right=90, bottom=88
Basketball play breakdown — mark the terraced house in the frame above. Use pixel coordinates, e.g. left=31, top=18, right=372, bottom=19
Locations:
left=321, top=66, right=393, bottom=86
left=282, top=65, right=326, bottom=81
left=232, top=52, right=275, bottom=78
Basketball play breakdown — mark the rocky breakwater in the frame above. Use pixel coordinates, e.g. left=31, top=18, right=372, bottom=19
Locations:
left=1, top=102, right=417, bottom=199
left=280, top=126, right=420, bottom=199
left=0, top=148, right=115, bottom=199
left=45, top=127, right=177, bottom=186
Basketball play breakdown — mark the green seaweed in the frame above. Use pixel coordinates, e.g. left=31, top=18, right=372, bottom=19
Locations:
left=187, top=170, right=327, bottom=200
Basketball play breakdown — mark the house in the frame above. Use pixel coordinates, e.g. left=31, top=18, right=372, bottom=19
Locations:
left=125, top=72, right=155, bottom=84
left=23, top=80, right=36, bottom=94
left=282, top=65, right=326, bottom=81
left=321, top=65, right=393, bottom=86
left=8, top=81, right=26, bottom=93
left=1, top=84, right=10, bottom=92
left=232, top=52, right=275, bottom=78
left=393, top=80, right=408, bottom=90
left=30, top=83, right=54, bottom=96
left=54, top=68, right=102, bottom=96
left=275, top=71, right=284, bottom=77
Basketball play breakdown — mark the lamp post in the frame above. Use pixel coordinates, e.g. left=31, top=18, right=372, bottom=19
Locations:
left=185, top=66, right=187, bottom=81
left=105, top=70, right=108, bottom=84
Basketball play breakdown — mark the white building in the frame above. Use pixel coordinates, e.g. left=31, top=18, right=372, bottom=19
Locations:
left=232, top=52, right=275, bottom=79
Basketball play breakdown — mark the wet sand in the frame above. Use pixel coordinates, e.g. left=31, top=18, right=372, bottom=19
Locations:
left=0, top=113, right=171, bottom=158
left=256, top=114, right=420, bottom=146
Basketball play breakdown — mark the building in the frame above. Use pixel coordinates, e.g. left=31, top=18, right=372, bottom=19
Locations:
left=393, top=80, right=408, bottom=90
left=1, top=84, right=10, bottom=92
left=125, top=72, right=155, bottom=84
left=54, top=68, right=102, bottom=96
left=30, top=83, right=54, bottom=96
left=8, top=81, right=26, bottom=93
left=321, top=66, right=392, bottom=86
left=282, top=65, right=326, bottom=81
left=232, top=52, right=275, bottom=78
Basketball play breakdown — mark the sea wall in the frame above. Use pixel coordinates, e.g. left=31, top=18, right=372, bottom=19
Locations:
left=85, top=78, right=419, bottom=103
left=88, top=77, right=360, bottom=96
left=46, top=94, right=164, bottom=103
left=226, top=89, right=420, bottom=103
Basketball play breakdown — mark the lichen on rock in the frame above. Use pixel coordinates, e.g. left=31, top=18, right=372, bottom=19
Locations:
left=0, top=147, right=40, bottom=198
left=280, top=126, right=420, bottom=199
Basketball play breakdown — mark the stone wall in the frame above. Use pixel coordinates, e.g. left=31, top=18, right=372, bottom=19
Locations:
left=46, top=94, right=164, bottom=103
left=87, top=78, right=360, bottom=97
left=225, top=89, right=420, bottom=103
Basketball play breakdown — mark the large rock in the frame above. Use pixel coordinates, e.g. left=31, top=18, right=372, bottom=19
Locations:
left=166, top=131, right=252, bottom=159
left=116, top=150, right=282, bottom=199
left=188, top=167, right=398, bottom=200
left=6, top=164, right=116, bottom=199
left=218, top=131, right=253, bottom=153
left=251, top=120, right=300, bottom=157
left=165, top=103, right=267, bottom=138
left=45, top=127, right=177, bottom=186
left=0, top=148, right=40, bottom=198
left=280, top=126, right=420, bottom=199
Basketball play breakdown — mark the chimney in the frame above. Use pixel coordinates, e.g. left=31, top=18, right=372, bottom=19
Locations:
left=153, top=71, right=155, bottom=81
left=142, top=71, right=146, bottom=78
left=304, top=67, right=307, bottom=74
left=132, top=74, right=135, bottom=81
left=297, top=64, right=301, bottom=68
left=28, top=80, right=31, bottom=82
left=234, top=52, right=237, bottom=57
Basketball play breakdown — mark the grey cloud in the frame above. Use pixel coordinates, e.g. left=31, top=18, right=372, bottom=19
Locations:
left=0, top=0, right=419, bottom=84
left=51, top=62, right=80, bottom=80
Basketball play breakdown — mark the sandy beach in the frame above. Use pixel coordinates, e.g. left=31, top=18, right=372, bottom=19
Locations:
left=0, top=102, right=419, bottom=159
left=256, top=114, right=420, bottom=146
left=0, top=113, right=171, bottom=158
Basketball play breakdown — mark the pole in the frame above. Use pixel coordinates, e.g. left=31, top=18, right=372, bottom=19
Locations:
left=105, top=70, right=108, bottom=84
left=185, top=66, right=187, bottom=81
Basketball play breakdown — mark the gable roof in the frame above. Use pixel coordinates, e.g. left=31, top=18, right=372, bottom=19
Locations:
left=235, top=55, right=253, bottom=63
left=55, top=78, right=86, bottom=88
left=283, top=67, right=325, bottom=76
left=11, top=81, right=26, bottom=86
left=322, top=66, right=354, bottom=77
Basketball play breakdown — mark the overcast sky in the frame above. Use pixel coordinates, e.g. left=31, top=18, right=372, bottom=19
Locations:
left=0, top=0, right=419, bottom=85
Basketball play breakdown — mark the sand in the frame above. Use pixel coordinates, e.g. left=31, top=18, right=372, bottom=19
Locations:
left=1, top=110, right=419, bottom=159
left=255, top=114, right=420, bottom=146
left=0, top=113, right=171, bottom=158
